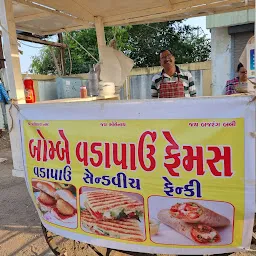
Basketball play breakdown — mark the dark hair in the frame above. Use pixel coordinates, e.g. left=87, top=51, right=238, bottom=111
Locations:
left=160, top=49, right=174, bottom=55
left=237, top=63, right=244, bottom=72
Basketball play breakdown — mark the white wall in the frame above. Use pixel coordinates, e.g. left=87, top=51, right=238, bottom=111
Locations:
left=207, top=10, right=255, bottom=29
left=211, top=27, right=232, bottom=95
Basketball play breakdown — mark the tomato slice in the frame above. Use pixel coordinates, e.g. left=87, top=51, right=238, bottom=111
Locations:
left=128, top=212, right=136, bottom=218
left=170, top=204, right=182, bottom=218
left=188, top=212, right=200, bottom=219
left=170, top=203, right=202, bottom=220
left=53, top=208, right=75, bottom=220
left=185, top=203, right=199, bottom=211
left=91, top=210, right=103, bottom=220
left=197, top=224, right=211, bottom=233
left=191, top=225, right=220, bottom=244
left=170, top=204, right=180, bottom=212
left=170, top=205, right=179, bottom=212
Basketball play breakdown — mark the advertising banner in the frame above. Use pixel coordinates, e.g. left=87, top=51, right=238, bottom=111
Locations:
left=19, top=97, right=255, bottom=255
left=246, top=43, right=255, bottom=79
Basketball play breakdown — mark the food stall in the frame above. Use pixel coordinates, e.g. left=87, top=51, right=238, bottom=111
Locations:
left=0, top=0, right=256, bottom=255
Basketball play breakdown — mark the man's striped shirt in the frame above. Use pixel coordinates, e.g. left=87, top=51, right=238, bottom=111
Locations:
left=151, top=66, right=197, bottom=98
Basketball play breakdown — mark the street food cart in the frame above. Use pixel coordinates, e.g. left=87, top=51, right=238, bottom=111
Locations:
left=1, top=0, right=256, bottom=255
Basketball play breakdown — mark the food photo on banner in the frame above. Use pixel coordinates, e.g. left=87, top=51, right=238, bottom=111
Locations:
left=19, top=104, right=255, bottom=255
left=79, top=187, right=145, bottom=242
left=32, top=179, right=78, bottom=228
left=148, top=197, right=234, bottom=246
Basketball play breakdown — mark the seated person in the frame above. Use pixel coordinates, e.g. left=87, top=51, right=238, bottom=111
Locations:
left=224, top=63, right=247, bottom=95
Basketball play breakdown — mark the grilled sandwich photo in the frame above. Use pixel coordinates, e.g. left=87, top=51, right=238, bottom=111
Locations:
left=81, top=209, right=145, bottom=242
left=80, top=188, right=145, bottom=242
left=81, top=189, right=144, bottom=221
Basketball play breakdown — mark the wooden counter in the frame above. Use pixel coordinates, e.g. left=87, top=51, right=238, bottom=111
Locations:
left=37, top=95, right=120, bottom=104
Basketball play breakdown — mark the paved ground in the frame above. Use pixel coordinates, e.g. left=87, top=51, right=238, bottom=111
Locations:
left=0, top=132, right=54, bottom=255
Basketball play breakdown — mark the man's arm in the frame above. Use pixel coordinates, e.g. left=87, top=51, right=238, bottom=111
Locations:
left=151, top=83, right=158, bottom=98
left=188, top=72, right=196, bottom=97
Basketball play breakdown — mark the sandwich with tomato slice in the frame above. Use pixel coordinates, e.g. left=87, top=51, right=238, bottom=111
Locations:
left=170, top=202, right=230, bottom=227
left=158, top=209, right=221, bottom=244
left=82, top=189, right=144, bottom=221
left=51, top=189, right=77, bottom=223
left=81, top=209, right=145, bottom=242
left=34, top=181, right=60, bottom=212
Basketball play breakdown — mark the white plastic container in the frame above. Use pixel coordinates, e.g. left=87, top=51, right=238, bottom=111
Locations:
left=99, top=82, right=115, bottom=97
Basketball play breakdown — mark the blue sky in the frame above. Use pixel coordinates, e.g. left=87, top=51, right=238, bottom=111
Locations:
left=19, top=16, right=210, bottom=73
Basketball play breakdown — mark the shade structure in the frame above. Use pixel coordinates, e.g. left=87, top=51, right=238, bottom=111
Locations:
left=12, top=0, right=255, bottom=35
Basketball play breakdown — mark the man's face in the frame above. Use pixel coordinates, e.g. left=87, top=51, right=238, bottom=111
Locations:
left=160, top=50, right=175, bottom=69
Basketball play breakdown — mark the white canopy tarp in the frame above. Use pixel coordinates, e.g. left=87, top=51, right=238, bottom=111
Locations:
left=98, top=46, right=134, bottom=90
left=11, top=0, right=255, bottom=36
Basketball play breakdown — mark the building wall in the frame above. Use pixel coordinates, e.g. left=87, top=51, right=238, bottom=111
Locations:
left=210, top=27, right=253, bottom=95
left=207, top=10, right=255, bottom=95
left=22, top=61, right=212, bottom=102
left=231, top=31, right=254, bottom=77
left=124, top=62, right=212, bottom=99
left=211, top=27, right=232, bottom=95
left=206, top=10, right=255, bottom=29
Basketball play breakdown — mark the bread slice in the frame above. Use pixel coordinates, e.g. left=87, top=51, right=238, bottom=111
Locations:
left=83, top=190, right=143, bottom=220
left=81, top=210, right=144, bottom=242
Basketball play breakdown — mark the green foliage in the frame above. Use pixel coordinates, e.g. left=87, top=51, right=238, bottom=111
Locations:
left=29, top=21, right=210, bottom=75
left=29, top=47, right=56, bottom=75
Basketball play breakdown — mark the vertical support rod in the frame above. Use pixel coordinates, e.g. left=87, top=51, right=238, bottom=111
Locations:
left=0, top=0, right=24, bottom=102
left=0, top=34, right=5, bottom=69
left=94, top=16, right=106, bottom=63
left=58, top=33, right=66, bottom=75
left=0, top=0, right=25, bottom=177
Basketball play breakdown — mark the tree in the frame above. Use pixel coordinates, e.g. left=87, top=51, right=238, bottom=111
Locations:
left=29, top=21, right=210, bottom=75
left=124, top=22, right=210, bottom=67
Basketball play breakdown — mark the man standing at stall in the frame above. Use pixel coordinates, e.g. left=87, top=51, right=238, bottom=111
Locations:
left=151, top=50, right=196, bottom=98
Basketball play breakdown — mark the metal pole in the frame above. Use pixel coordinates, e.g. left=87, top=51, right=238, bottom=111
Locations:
left=0, top=34, right=5, bottom=69
left=58, top=33, right=66, bottom=75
